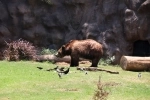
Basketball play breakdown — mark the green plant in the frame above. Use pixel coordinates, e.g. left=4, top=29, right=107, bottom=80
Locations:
left=40, top=48, right=56, bottom=55
left=99, top=56, right=115, bottom=66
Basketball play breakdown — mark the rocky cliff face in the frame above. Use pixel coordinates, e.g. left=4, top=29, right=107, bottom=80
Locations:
left=0, top=0, right=150, bottom=64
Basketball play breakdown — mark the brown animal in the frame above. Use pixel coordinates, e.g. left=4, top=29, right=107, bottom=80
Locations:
left=55, top=39, right=103, bottom=67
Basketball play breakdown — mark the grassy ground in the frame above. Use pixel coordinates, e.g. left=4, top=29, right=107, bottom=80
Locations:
left=0, top=61, right=150, bottom=100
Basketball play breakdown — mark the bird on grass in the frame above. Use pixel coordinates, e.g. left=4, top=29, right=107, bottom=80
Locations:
left=56, top=67, right=70, bottom=78
left=58, top=67, right=65, bottom=71
left=80, top=67, right=84, bottom=71
left=54, top=66, right=59, bottom=70
left=85, top=71, right=88, bottom=75
left=37, top=66, right=43, bottom=70
left=138, top=72, right=141, bottom=78
left=46, top=66, right=65, bottom=72
left=79, top=67, right=88, bottom=75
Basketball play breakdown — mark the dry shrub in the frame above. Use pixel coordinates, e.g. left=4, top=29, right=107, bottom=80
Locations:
left=3, top=39, right=38, bottom=61
left=93, top=76, right=109, bottom=100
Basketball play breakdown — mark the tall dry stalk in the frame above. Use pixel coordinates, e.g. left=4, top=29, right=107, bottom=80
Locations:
left=93, top=76, right=109, bottom=100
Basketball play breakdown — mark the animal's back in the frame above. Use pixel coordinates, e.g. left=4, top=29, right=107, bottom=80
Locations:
left=72, top=39, right=102, bottom=51
left=71, top=39, right=103, bottom=59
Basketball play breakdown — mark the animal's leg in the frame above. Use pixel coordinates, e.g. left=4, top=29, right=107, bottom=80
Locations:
left=91, top=58, right=100, bottom=67
left=70, top=55, right=79, bottom=67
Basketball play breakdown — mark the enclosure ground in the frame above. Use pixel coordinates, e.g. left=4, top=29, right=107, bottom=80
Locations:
left=0, top=61, right=150, bottom=100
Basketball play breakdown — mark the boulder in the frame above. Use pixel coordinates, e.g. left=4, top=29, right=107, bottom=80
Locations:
left=0, top=0, right=150, bottom=64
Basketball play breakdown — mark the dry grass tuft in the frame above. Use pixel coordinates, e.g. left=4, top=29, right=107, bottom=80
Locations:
left=93, top=76, right=109, bottom=100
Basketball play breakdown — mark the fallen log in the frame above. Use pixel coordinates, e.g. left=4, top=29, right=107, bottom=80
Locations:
left=36, top=55, right=71, bottom=63
left=77, top=67, right=119, bottom=74
left=36, top=55, right=89, bottom=63
left=120, top=56, right=150, bottom=71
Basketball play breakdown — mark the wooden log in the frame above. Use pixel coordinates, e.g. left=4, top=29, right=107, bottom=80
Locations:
left=36, top=55, right=89, bottom=63
left=36, top=55, right=71, bottom=63
left=120, top=56, right=150, bottom=71
left=77, top=67, right=119, bottom=74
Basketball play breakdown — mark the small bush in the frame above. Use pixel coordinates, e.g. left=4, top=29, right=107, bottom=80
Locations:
left=93, top=76, right=109, bottom=100
left=40, top=48, right=56, bottom=55
left=99, top=56, right=115, bottom=66
left=3, top=39, right=38, bottom=61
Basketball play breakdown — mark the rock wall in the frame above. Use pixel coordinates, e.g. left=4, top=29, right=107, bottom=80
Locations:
left=0, top=0, right=150, bottom=64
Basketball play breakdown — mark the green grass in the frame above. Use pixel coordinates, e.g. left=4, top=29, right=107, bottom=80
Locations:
left=0, top=61, right=150, bottom=100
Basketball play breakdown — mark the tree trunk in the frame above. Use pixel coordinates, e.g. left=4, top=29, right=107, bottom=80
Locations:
left=36, top=55, right=71, bottom=63
left=120, top=56, right=150, bottom=71
left=36, top=55, right=89, bottom=63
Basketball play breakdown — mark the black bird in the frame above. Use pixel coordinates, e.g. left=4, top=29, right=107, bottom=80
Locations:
left=63, top=67, right=70, bottom=74
left=37, top=66, right=43, bottom=70
left=59, top=67, right=65, bottom=71
left=56, top=67, right=70, bottom=78
left=56, top=67, right=70, bottom=74
left=54, top=66, right=59, bottom=70
left=79, top=67, right=88, bottom=75
left=58, top=72, right=62, bottom=79
left=85, top=71, right=88, bottom=75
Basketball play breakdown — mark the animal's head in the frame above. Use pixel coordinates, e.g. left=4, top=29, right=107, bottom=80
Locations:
left=55, top=40, right=74, bottom=58
left=55, top=45, right=67, bottom=58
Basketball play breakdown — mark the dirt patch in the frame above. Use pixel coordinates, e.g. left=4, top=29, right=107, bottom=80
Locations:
left=104, top=82, right=121, bottom=87
left=55, top=62, right=70, bottom=66
left=93, top=81, right=121, bottom=87
left=0, top=97, right=10, bottom=100
left=65, top=88, right=78, bottom=92
left=57, top=88, right=79, bottom=92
